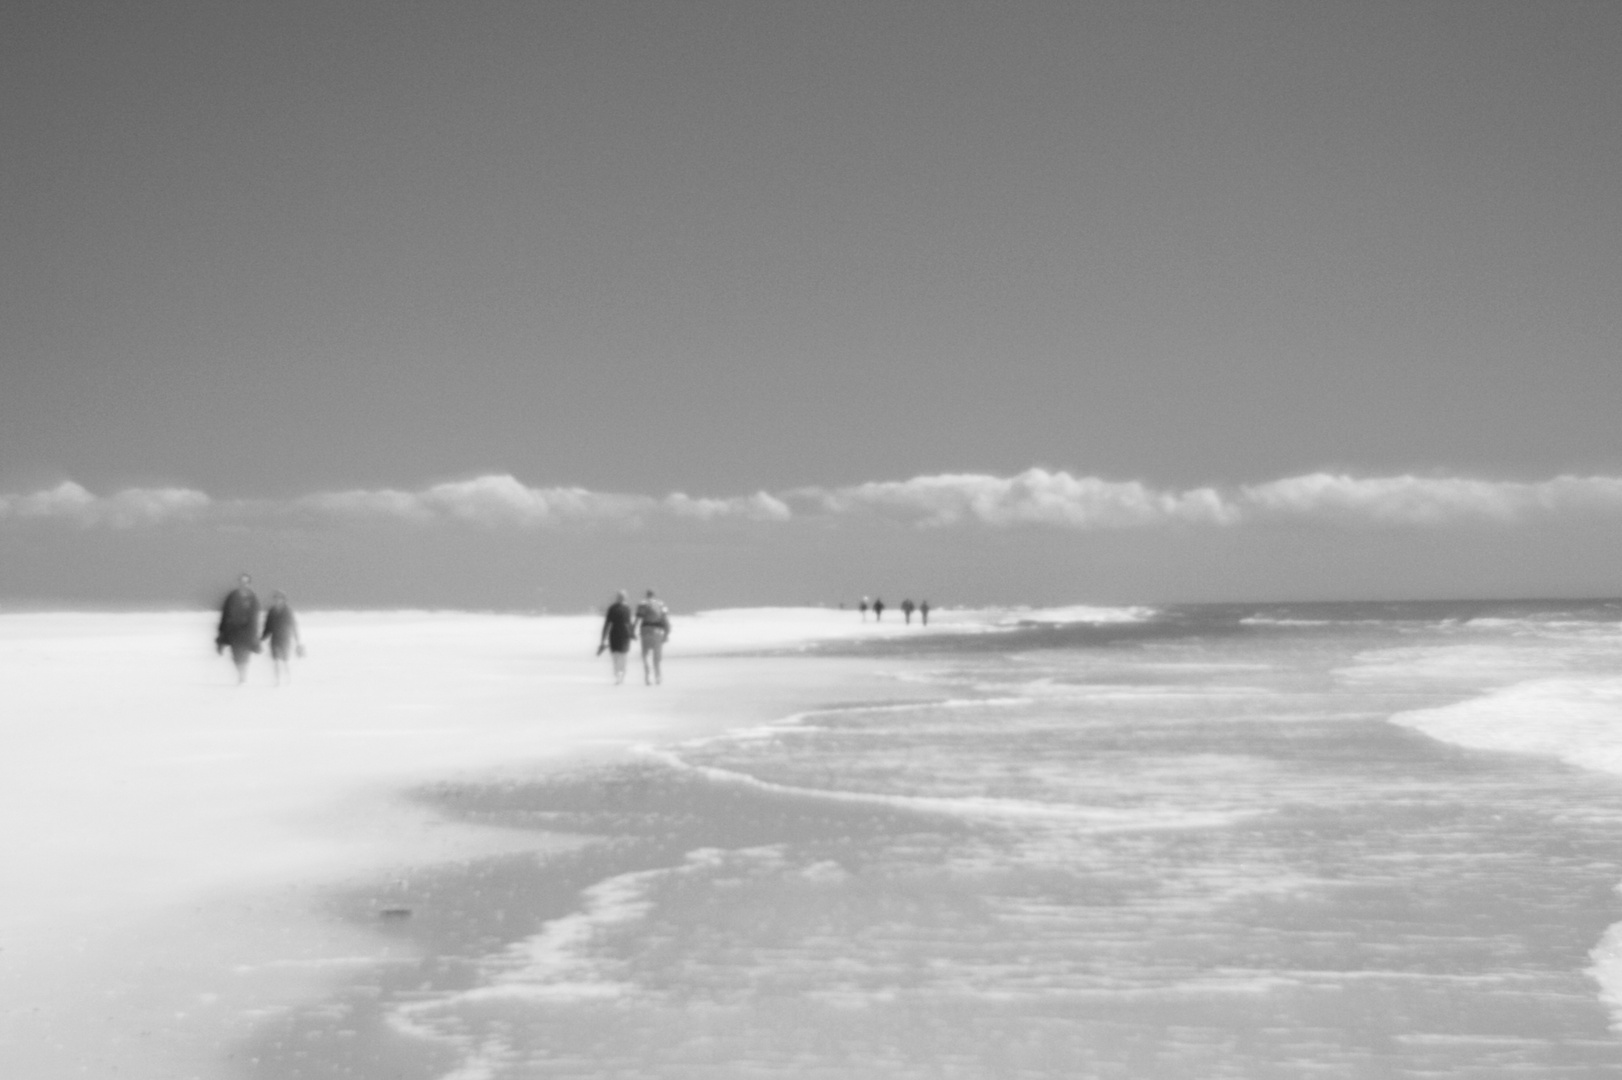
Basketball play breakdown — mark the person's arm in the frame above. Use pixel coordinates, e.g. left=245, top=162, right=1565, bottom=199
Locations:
left=597, top=610, right=611, bottom=653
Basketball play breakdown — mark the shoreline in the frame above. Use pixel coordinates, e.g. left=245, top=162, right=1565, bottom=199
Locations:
left=0, top=608, right=949, bottom=1079
left=11, top=603, right=1622, bottom=1075
left=237, top=662, right=1622, bottom=1078
left=233, top=662, right=947, bottom=1078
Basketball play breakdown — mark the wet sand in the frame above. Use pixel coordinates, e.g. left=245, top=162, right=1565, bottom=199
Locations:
left=232, top=730, right=1622, bottom=1079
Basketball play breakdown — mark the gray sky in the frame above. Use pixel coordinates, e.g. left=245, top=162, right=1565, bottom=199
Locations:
left=4, top=1, right=1621, bottom=608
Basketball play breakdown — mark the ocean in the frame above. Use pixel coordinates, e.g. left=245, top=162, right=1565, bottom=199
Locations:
left=243, top=600, right=1622, bottom=1078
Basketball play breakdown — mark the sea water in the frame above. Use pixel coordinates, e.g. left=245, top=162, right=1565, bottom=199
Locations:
left=244, top=601, right=1622, bottom=1078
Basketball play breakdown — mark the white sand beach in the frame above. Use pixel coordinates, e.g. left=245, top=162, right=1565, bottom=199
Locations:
left=13, top=602, right=1622, bottom=1079
left=0, top=607, right=940, bottom=1079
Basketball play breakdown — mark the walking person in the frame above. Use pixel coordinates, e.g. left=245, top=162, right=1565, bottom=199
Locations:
left=919, top=600, right=931, bottom=626
left=260, top=591, right=304, bottom=686
left=873, top=598, right=886, bottom=621
left=859, top=597, right=870, bottom=622
left=633, top=589, right=671, bottom=685
left=901, top=599, right=915, bottom=624
left=215, top=573, right=261, bottom=684
left=597, top=590, right=635, bottom=685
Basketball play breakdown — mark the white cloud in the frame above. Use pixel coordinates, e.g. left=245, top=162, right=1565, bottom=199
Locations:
left=0, top=481, right=210, bottom=528
left=663, top=491, right=792, bottom=523
left=298, top=475, right=789, bottom=528
left=304, top=476, right=647, bottom=527
left=1239, top=473, right=1622, bottom=525
left=795, top=468, right=1237, bottom=528
left=9, top=471, right=1622, bottom=534
left=298, top=486, right=434, bottom=521
left=799, top=469, right=1622, bottom=530
left=422, top=476, right=648, bottom=526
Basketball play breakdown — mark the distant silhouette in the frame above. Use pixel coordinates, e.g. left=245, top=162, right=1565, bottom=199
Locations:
left=597, top=590, right=635, bottom=684
left=215, top=573, right=261, bottom=684
left=633, top=589, right=671, bottom=686
left=859, top=597, right=870, bottom=622
left=919, top=600, right=931, bottom=626
left=260, top=591, right=304, bottom=686
left=873, top=598, right=885, bottom=621
left=901, top=599, right=915, bottom=624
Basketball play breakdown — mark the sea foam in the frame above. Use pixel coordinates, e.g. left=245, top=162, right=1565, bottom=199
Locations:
left=1391, top=676, right=1622, bottom=778
left=993, top=604, right=1158, bottom=626
left=1393, top=674, right=1622, bottom=1033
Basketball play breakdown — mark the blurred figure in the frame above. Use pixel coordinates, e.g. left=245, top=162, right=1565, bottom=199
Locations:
left=859, top=597, right=870, bottom=621
left=873, top=598, right=886, bottom=621
left=215, top=573, right=261, bottom=684
left=901, top=599, right=916, bottom=624
left=920, top=600, right=931, bottom=626
left=260, top=591, right=304, bottom=686
left=597, top=590, right=635, bottom=684
left=634, top=589, right=671, bottom=685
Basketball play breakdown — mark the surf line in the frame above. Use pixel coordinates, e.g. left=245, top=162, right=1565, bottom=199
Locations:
left=661, top=695, right=1041, bottom=758
left=631, top=741, right=1252, bottom=832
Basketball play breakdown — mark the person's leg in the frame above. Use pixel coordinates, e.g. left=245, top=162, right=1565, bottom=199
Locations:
left=231, top=644, right=251, bottom=684
left=650, top=639, right=663, bottom=684
left=611, top=650, right=627, bottom=684
left=641, top=640, right=654, bottom=685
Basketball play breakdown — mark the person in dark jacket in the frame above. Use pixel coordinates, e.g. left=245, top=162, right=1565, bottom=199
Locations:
left=260, top=591, right=304, bottom=686
left=597, top=590, right=635, bottom=685
left=216, top=573, right=261, bottom=684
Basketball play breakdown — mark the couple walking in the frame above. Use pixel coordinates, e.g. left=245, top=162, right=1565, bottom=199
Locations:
left=216, top=573, right=304, bottom=685
left=598, top=589, right=671, bottom=685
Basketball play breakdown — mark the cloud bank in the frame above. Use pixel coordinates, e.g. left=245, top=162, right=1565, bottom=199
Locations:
left=6, top=471, right=1622, bottom=533
left=1239, top=473, right=1622, bottom=525
left=0, top=482, right=212, bottom=528
left=793, top=469, right=1237, bottom=528
left=300, top=475, right=791, bottom=528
